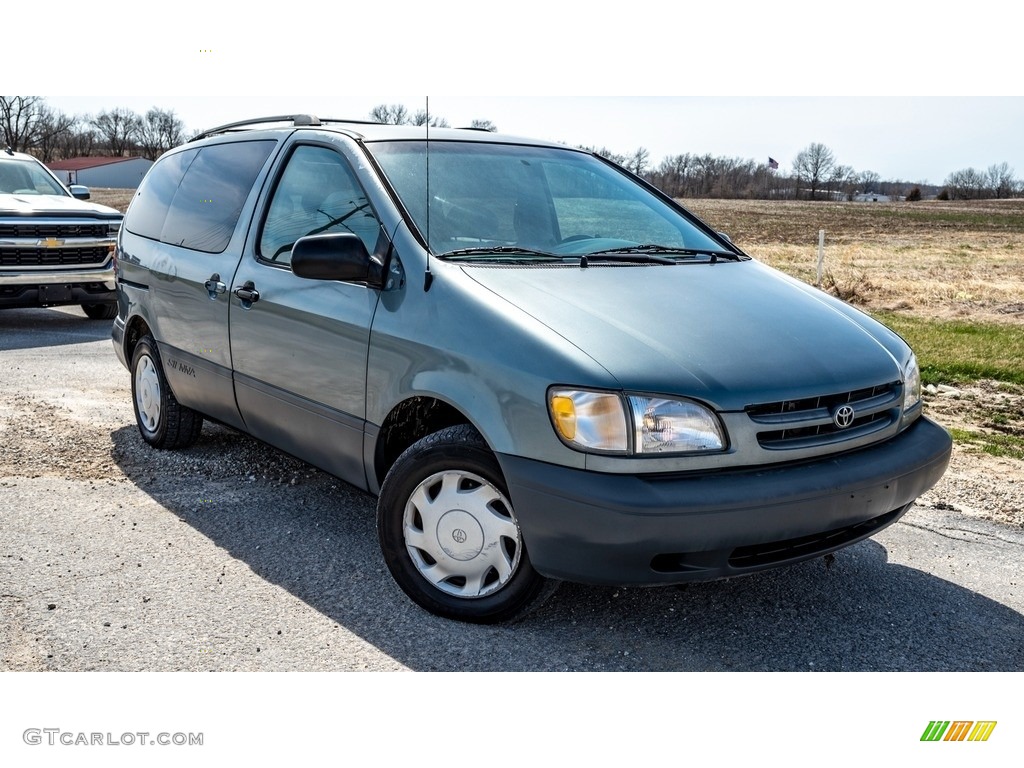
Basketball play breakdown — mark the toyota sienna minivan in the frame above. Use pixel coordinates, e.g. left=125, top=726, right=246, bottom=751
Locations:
left=112, top=115, right=952, bottom=622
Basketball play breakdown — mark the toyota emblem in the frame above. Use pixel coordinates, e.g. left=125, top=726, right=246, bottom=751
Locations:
left=833, top=404, right=856, bottom=429
left=452, top=528, right=468, bottom=544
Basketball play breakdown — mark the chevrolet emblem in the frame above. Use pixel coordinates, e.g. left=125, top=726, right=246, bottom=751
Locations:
left=38, top=237, right=65, bottom=248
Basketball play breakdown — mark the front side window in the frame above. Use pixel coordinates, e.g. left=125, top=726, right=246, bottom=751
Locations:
left=370, top=141, right=727, bottom=259
left=259, top=145, right=381, bottom=266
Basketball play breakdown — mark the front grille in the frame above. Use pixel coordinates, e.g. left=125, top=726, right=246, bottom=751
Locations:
left=0, top=222, right=111, bottom=238
left=0, top=246, right=112, bottom=268
left=746, top=382, right=901, bottom=450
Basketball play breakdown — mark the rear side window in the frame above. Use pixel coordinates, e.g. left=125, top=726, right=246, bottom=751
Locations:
left=125, top=140, right=275, bottom=253
left=124, top=149, right=198, bottom=241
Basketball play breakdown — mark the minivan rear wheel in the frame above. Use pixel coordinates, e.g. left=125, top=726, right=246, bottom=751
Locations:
left=130, top=335, right=204, bottom=449
left=377, top=424, right=555, bottom=623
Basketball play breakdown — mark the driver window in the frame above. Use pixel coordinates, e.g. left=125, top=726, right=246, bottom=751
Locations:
left=259, top=145, right=381, bottom=266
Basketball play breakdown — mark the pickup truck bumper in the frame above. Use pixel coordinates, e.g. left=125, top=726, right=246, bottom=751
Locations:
left=0, top=267, right=116, bottom=309
left=500, top=416, right=952, bottom=585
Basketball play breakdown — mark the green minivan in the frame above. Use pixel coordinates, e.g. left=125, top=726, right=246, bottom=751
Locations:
left=112, top=115, right=952, bottom=622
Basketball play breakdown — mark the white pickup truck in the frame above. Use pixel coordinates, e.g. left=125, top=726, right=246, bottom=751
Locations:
left=0, top=148, right=122, bottom=318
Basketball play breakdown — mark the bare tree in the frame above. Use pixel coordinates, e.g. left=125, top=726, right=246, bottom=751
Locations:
left=792, top=142, right=836, bottom=200
left=986, top=162, right=1015, bottom=199
left=137, top=108, right=186, bottom=160
left=32, top=106, right=77, bottom=162
left=652, top=154, right=693, bottom=197
left=469, top=119, right=497, bottom=132
left=410, top=109, right=449, bottom=128
left=944, top=167, right=988, bottom=200
left=369, top=104, right=410, bottom=124
left=91, top=108, right=142, bottom=156
left=858, top=170, right=881, bottom=193
left=0, top=95, right=49, bottom=151
left=625, top=147, right=650, bottom=176
left=369, top=103, right=450, bottom=127
left=57, top=120, right=99, bottom=159
left=827, top=164, right=857, bottom=200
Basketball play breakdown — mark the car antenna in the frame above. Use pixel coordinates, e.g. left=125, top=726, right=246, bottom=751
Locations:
left=423, top=95, right=434, bottom=292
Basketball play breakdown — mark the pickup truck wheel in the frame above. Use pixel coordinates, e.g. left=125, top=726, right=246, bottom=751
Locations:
left=82, top=303, right=117, bottom=320
left=378, top=425, right=554, bottom=623
left=130, top=335, right=203, bottom=449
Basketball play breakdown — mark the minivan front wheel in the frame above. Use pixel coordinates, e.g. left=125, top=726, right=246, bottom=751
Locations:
left=130, top=335, right=204, bottom=449
left=377, top=425, right=554, bottom=623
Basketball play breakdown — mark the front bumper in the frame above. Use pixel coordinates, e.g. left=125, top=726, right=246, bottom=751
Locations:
left=0, top=267, right=116, bottom=308
left=500, top=416, right=952, bottom=585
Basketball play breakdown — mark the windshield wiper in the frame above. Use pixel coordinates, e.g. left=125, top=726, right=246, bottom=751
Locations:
left=587, top=244, right=741, bottom=262
left=440, top=246, right=560, bottom=261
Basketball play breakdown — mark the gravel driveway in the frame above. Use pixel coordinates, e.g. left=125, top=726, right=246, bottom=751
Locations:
left=2, top=306, right=1022, bottom=672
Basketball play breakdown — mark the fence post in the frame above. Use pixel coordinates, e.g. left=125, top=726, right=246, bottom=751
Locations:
left=816, top=229, right=825, bottom=288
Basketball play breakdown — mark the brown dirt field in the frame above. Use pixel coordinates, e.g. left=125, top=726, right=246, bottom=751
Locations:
left=93, top=188, right=135, bottom=212
left=682, top=198, right=1024, bottom=325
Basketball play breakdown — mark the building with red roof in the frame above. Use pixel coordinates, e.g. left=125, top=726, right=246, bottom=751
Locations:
left=46, top=157, right=153, bottom=189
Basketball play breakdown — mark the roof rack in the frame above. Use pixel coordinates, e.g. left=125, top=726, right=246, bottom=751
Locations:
left=190, top=114, right=382, bottom=142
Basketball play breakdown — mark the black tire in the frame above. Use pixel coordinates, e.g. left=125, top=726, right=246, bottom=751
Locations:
left=130, top=335, right=204, bottom=449
left=82, top=303, right=117, bottom=320
left=378, top=424, right=556, bottom=623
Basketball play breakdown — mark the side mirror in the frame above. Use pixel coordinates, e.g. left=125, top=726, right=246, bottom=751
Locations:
left=716, top=231, right=732, bottom=243
left=291, top=233, right=383, bottom=286
left=70, top=184, right=91, bottom=200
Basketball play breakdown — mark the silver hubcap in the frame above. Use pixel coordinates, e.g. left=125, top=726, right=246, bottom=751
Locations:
left=135, top=354, right=161, bottom=433
left=403, top=470, right=522, bottom=599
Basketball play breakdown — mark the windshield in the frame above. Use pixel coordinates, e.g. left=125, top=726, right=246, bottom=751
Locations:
left=0, top=157, right=67, bottom=196
left=370, top=141, right=731, bottom=260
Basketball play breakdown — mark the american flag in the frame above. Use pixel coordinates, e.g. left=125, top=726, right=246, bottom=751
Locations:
left=768, top=157, right=779, bottom=170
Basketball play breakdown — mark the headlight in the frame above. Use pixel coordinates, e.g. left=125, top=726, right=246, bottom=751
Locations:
left=904, top=354, right=922, bottom=411
left=627, top=395, right=725, bottom=453
left=548, top=388, right=725, bottom=454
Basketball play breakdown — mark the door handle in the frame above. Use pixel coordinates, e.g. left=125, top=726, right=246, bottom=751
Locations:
left=234, top=280, right=260, bottom=306
left=204, top=273, right=227, bottom=299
